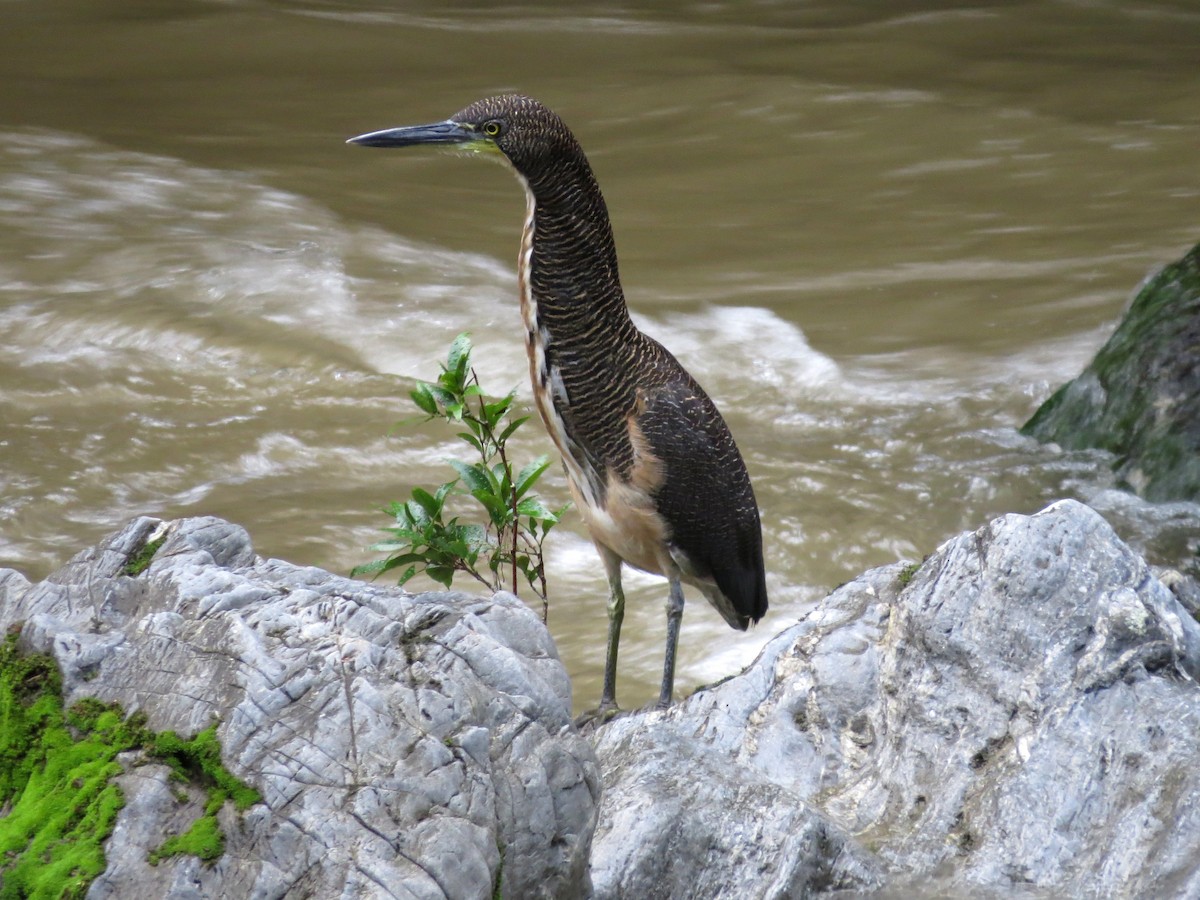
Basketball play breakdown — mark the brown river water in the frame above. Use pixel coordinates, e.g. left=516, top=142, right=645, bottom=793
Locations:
left=2, top=0, right=1199, bottom=710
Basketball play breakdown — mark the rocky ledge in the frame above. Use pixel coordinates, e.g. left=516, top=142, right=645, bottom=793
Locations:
left=0, top=516, right=598, bottom=899
left=590, top=499, right=1200, bottom=898
left=2, top=500, right=1199, bottom=898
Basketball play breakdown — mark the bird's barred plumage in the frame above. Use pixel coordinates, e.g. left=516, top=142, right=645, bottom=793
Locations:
left=349, top=93, right=768, bottom=708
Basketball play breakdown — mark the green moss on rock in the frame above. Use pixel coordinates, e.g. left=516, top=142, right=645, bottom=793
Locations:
left=122, top=532, right=167, bottom=577
left=896, top=561, right=922, bottom=589
left=146, top=724, right=262, bottom=866
left=0, top=631, right=261, bottom=896
left=149, top=812, right=224, bottom=865
left=0, top=632, right=130, bottom=899
left=1022, top=242, right=1200, bottom=502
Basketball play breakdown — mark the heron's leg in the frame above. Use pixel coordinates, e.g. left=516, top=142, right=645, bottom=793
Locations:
left=598, top=547, right=625, bottom=712
left=657, top=575, right=685, bottom=709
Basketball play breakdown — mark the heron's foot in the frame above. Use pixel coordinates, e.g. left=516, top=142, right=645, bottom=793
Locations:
left=573, top=702, right=622, bottom=733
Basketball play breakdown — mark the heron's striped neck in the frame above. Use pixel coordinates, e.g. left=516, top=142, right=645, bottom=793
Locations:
left=515, top=169, right=640, bottom=508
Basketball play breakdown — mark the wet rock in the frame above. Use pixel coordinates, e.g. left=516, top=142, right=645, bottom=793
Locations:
left=590, top=500, right=1200, bottom=898
left=0, top=516, right=599, bottom=900
left=1022, top=242, right=1200, bottom=502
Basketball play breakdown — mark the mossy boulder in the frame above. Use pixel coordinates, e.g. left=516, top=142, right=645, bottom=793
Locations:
left=1022, top=242, right=1200, bottom=502
left=0, top=630, right=261, bottom=899
left=0, top=516, right=598, bottom=899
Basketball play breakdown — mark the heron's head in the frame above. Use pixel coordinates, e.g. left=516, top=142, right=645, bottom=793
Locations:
left=348, top=94, right=583, bottom=182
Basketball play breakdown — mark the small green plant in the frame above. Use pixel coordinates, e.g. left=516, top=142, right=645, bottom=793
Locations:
left=354, top=334, right=568, bottom=621
left=897, top=561, right=922, bottom=589
left=123, top=532, right=167, bottom=577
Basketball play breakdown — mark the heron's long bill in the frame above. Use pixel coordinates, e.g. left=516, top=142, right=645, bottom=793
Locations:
left=346, top=121, right=475, bottom=148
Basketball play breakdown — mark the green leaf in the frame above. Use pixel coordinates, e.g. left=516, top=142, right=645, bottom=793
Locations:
left=482, top=393, right=515, bottom=429
left=405, top=499, right=431, bottom=528
left=456, top=431, right=484, bottom=454
left=456, top=523, right=490, bottom=550
left=426, top=565, right=455, bottom=588
left=474, top=491, right=511, bottom=528
left=526, top=517, right=552, bottom=538
left=350, top=559, right=389, bottom=578
left=447, top=333, right=472, bottom=381
left=514, top=455, right=552, bottom=499
left=493, top=462, right=513, bottom=498
left=483, top=462, right=504, bottom=495
left=447, top=459, right=491, bottom=494
left=366, top=541, right=410, bottom=554
left=410, top=382, right=439, bottom=416
left=516, top=497, right=555, bottom=521
left=517, top=556, right=538, bottom=581
left=370, top=555, right=409, bottom=575
left=410, top=486, right=444, bottom=518
left=498, top=415, right=530, bottom=444
left=385, top=552, right=429, bottom=566
left=392, top=506, right=417, bottom=529
left=380, top=524, right=423, bottom=542
left=429, top=385, right=458, bottom=409
left=446, top=540, right=471, bottom=559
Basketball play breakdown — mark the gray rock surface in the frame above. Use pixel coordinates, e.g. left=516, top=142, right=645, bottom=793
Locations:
left=5, top=501, right=1198, bottom=899
left=1, top=515, right=599, bottom=899
left=590, top=500, right=1200, bottom=898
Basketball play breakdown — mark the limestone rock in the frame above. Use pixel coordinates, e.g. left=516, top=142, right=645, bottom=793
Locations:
left=1, top=515, right=599, bottom=899
left=590, top=500, right=1200, bottom=898
left=6, top=501, right=1198, bottom=898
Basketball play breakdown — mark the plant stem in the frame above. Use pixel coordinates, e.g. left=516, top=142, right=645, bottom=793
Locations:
left=496, top=440, right=519, bottom=596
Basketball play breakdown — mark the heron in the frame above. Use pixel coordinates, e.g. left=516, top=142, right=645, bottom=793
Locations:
left=348, top=94, right=767, bottom=712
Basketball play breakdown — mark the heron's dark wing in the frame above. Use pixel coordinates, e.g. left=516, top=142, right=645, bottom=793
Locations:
left=635, top=371, right=768, bottom=629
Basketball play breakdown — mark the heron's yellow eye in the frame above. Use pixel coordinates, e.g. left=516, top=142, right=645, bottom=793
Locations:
left=483, top=121, right=502, bottom=137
